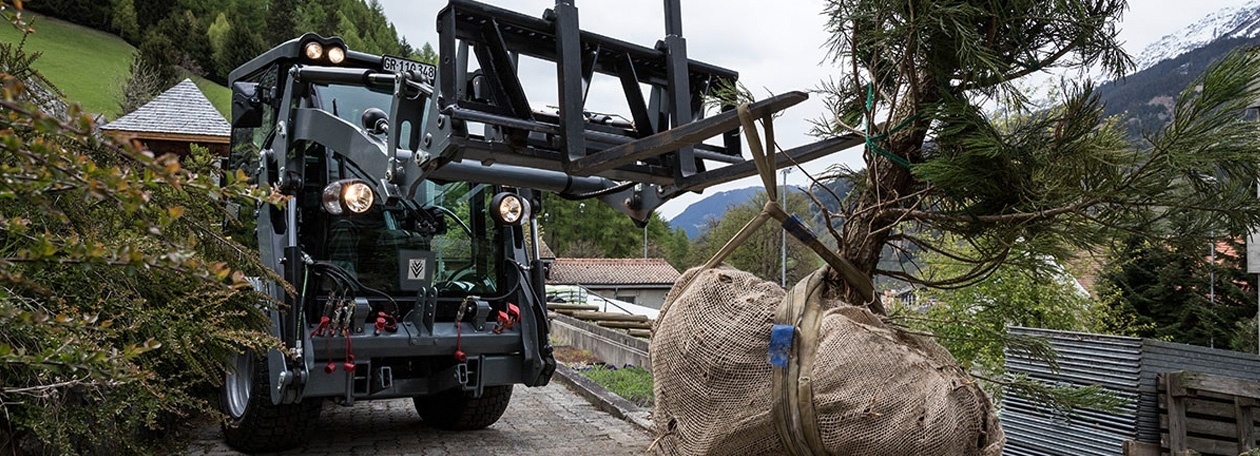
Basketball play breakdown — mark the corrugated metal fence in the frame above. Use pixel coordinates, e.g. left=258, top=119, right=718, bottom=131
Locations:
left=1002, top=328, right=1143, bottom=456
left=1001, top=327, right=1260, bottom=455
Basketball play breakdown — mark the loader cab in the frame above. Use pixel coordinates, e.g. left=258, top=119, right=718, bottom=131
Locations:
left=226, top=43, right=519, bottom=304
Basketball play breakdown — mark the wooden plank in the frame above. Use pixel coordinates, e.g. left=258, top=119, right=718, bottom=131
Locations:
left=545, top=303, right=600, bottom=311
left=565, top=311, right=650, bottom=322
left=1160, top=433, right=1248, bottom=456
left=596, top=320, right=654, bottom=330
left=1160, top=414, right=1247, bottom=441
left=1174, top=371, right=1260, bottom=400
left=1160, top=393, right=1258, bottom=420
left=627, top=329, right=651, bottom=338
left=1239, top=397, right=1256, bottom=453
left=567, top=91, right=807, bottom=175
left=1165, top=373, right=1190, bottom=454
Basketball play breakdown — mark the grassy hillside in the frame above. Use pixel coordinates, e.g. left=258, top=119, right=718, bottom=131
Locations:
left=1, top=12, right=133, bottom=118
left=1, top=12, right=230, bottom=119
left=190, top=74, right=231, bottom=117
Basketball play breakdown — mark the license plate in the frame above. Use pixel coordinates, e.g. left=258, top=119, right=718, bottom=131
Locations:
left=382, top=55, right=437, bottom=85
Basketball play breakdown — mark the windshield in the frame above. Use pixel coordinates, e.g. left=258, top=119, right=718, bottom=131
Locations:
left=315, top=83, right=393, bottom=129
left=308, top=84, right=502, bottom=297
left=320, top=181, right=502, bottom=298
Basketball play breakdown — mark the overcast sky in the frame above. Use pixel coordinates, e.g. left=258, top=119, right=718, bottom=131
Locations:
left=377, top=0, right=1253, bottom=219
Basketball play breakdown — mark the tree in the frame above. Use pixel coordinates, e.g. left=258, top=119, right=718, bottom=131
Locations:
left=110, top=0, right=141, bottom=44
left=136, top=30, right=181, bottom=88
left=265, top=0, right=299, bottom=46
left=215, top=19, right=267, bottom=82
left=1098, top=224, right=1257, bottom=349
left=898, top=240, right=1095, bottom=376
left=686, top=190, right=820, bottom=285
left=118, top=53, right=167, bottom=114
left=415, top=42, right=438, bottom=66
left=540, top=196, right=689, bottom=267
left=812, top=1, right=1260, bottom=308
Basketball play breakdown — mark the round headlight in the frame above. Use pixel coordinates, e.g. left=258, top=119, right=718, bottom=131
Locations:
left=327, top=46, right=346, bottom=64
left=342, top=181, right=374, bottom=213
left=321, top=179, right=374, bottom=215
left=303, top=42, right=324, bottom=61
left=491, top=192, right=530, bottom=226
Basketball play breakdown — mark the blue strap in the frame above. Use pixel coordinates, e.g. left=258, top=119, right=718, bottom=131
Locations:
left=768, top=324, right=796, bottom=368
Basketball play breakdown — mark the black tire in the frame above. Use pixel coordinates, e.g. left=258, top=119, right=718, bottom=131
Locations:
left=220, top=350, right=323, bottom=453
left=413, top=385, right=513, bottom=430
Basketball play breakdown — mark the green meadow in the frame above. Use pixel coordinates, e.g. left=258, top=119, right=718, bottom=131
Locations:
left=1, top=13, right=229, bottom=119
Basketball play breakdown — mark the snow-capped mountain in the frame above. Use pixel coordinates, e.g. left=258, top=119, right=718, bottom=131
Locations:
left=1132, top=0, right=1260, bottom=73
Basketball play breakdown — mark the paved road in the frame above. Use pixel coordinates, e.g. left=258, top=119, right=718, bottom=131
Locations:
left=185, top=382, right=653, bottom=455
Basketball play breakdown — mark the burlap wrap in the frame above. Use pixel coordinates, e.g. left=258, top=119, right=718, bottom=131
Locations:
left=650, top=266, right=1004, bottom=455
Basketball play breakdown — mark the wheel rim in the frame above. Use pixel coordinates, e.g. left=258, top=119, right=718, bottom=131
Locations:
left=225, top=351, right=253, bottom=418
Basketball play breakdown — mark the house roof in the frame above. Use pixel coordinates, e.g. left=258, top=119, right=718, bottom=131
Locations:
left=547, top=257, right=681, bottom=286
left=102, top=79, right=230, bottom=139
left=537, top=237, right=556, bottom=259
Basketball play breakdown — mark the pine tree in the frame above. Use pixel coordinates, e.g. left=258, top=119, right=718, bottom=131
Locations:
left=814, top=1, right=1260, bottom=307
left=264, top=0, right=299, bottom=46
left=1100, top=226, right=1257, bottom=348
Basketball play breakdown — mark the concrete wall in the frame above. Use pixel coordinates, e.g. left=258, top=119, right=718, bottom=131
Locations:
left=589, top=287, right=669, bottom=309
left=549, top=313, right=650, bottom=369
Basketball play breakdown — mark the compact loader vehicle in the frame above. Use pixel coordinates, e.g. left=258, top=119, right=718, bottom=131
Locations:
left=220, top=0, right=861, bottom=451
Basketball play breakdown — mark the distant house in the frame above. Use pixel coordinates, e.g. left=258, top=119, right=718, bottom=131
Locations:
left=547, top=258, right=681, bottom=309
left=101, top=79, right=229, bottom=157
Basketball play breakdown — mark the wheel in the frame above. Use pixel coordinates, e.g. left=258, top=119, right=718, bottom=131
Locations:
left=413, top=385, right=513, bottom=430
left=220, top=350, right=323, bottom=453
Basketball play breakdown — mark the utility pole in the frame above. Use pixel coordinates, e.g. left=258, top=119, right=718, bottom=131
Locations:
left=1250, top=164, right=1260, bottom=354
left=781, top=168, right=791, bottom=287
left=643, top=222, right=648, bottom=259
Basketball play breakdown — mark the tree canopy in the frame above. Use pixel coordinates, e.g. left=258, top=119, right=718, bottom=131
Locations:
left=685, top=190, right=821, bottom=285
left=1098, top=226, right=1257, bottom=350
left=813, top=0, right=1260, bottom=307
left=27, top=0, right=421, bottom=85
left=540, top=196, right=690, bottom=268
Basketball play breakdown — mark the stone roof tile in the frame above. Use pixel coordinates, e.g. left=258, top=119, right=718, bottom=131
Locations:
left=103, top=79, right=229, bottom=137
left=547, top=257, right=681, bottom=286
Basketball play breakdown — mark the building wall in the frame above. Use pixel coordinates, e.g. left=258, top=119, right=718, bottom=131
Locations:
left=589, top=287, right=670, bottom=309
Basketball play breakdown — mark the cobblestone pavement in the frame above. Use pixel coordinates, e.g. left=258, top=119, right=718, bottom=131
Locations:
left=185, top=382, right=653, bottom=455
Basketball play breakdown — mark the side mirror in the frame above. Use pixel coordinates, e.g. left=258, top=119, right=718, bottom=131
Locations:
left=361, top=108, right=389, bottom=135
left=231, top=81, right=263, bottom=128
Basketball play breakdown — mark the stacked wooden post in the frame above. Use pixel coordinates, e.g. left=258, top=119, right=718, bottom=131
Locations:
left=548, top=304, right=653, bottom=339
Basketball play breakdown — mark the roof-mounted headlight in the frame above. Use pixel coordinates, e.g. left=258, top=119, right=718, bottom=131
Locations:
left=327, top=45, right=346, bottom=64
left=303, top=41, right=324, bottom=61
left=490, top=192, right=530, bottom=226
left=322, top=179, right=375, bottom=215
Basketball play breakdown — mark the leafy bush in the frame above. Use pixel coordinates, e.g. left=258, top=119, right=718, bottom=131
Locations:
left=0, top=22, right=281, bottom=454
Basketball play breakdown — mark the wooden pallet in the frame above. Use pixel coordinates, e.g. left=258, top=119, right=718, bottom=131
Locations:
left=1157, top=371, right=1259, bottom=456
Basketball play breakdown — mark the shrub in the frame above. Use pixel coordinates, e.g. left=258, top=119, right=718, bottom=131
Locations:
left=0, top=28, right=280, bottom=454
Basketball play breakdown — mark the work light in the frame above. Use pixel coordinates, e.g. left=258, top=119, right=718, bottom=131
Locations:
left=303, top=42, right=324, bottom=61
left=322, top=179, right=375, bottom=215
left=327, top=46, right=346, bottom=64
left=490, top=192, right=530, bottom=226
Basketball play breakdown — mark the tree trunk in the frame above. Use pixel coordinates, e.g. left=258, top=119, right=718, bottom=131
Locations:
left=835, top=75, right=937, bottom=308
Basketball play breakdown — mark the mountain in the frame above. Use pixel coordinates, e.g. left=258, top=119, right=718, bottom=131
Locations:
left=668, top=177, right=855, bottom=239
left=1132, top=1, right=1260, bottom=73
left=669, top=187, right=764, bottom=239
left=1094, top=2, right=1260, bottom=139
